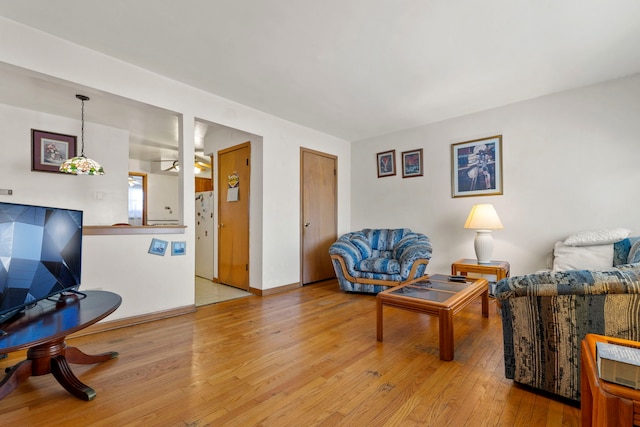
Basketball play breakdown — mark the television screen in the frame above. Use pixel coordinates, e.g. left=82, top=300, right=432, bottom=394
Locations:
left=0, top=202, right=83, bottom=321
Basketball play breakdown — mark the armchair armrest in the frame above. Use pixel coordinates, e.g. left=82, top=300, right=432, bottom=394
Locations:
left=328, top=238, right=365, bottom=276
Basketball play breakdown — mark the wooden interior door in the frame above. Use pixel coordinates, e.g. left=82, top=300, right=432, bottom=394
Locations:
left=301, top=148, right=337, bottom=285
left=217, top=142, right=250, bottom=290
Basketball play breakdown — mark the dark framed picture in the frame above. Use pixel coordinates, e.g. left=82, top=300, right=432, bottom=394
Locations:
left=377, top=150, right=396, bottom=178
left=31, top=129, right=77, bottom=173
left=451, top=135, right=503, bottom=198
left=401, top=148, right=423, bottom=178
left=148, top=238, right=168, bottom=256
left=171, top=241, right=186, bottom=256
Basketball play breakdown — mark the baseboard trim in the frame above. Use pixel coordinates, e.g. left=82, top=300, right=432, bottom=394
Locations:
left=69, top=304, right=197, bottom=338
left=250, top=281, right=301, bottom=296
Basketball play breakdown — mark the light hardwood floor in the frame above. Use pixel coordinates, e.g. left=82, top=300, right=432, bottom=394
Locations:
left=195, top=276, right=252, bottom=306
left=0, top=280, right=580, bottom=426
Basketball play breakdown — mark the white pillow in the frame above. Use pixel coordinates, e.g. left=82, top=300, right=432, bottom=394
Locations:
left=563, top=228, right=630, bottom=247
left=552, top=241, right=614, bottom=271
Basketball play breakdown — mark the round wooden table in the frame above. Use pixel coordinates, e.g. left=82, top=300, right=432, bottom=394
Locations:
left=0, top=290, right=121, bottom=401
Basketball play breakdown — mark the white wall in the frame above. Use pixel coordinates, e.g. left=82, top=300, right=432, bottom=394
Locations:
left=0, top=17, right=351, bottom=321
left=0, top=103, right=129, bottom=224
left=352, top=73, right=640, bottom=276
left=82, top=233, right=192, bottom=320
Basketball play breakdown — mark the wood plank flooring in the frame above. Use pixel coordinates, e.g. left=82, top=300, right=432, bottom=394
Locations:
left=0, top=280, right=580, bottom=426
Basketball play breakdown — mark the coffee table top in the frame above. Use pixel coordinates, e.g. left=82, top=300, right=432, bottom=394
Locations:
left=378, top=274, right=488, bottom=307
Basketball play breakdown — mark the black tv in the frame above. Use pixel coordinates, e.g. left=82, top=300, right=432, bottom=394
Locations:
left=0, top=201, right=83, bottom=324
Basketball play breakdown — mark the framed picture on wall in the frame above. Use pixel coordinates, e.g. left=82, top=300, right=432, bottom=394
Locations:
left=148, top=238, right=168, bottom=256
left=401, top=148, right=423, bottom=178
left=31, top=129, right=77, bottom=173
left=171, top=241, right=186, bottom=256
left=451, top=135, right=503, bottom=197
left=377, top=150, right=396, bottom=178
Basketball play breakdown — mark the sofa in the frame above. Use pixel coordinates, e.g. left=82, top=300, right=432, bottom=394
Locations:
left=495, top=236, right=640, bottom=402
left=329, top=228, right=432, bottom=294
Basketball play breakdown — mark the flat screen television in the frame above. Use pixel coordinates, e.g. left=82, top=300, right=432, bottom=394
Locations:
left=0, top=201, right=83, bottom=324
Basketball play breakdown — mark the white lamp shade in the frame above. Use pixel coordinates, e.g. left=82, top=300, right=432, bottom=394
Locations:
left=464, top=204, right=503, bottom=230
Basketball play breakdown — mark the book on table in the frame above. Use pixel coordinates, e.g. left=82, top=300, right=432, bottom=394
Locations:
left=596, top=341, right=640, bottom=389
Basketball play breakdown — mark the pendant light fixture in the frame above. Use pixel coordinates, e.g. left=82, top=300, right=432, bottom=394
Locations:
left=59, top=94, right=105, bottom=175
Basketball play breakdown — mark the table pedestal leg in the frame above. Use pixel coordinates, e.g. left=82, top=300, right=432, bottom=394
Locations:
left=0, top=360, right=33, bottom=400
left=0, top=338, right=117, bottom=401
left=66, top=346, right=118, bottom=364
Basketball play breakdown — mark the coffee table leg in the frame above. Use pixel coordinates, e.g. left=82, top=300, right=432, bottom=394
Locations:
left=482, top=289, right=489, bottom=318
left=439, top=308, right=454, bottom=361
left=376, top=297, right=383, bottom=341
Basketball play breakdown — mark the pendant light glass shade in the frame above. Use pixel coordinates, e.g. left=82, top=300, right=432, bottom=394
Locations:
left=60, top=94, right=104, bottom=175
left=59, top=155, right=104, bottom=175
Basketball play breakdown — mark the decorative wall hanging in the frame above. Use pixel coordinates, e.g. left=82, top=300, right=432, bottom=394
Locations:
left=401, top=148, right=423, bottom=178
left=451, top=135, right=503, bottom=197
left=31, top=129, right=77, bottom=173
left=227, top=172, right=239, bottom=201
left=148, top=238, right=168, bottom=256
left=171, top=241, right=186, bottom=256
left=376, top=150, right=396, bottom=178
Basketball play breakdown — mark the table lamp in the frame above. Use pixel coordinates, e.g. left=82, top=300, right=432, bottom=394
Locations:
left=464, top=204, right=503, bottom=264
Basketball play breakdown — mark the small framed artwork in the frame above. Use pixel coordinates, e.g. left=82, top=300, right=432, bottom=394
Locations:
left=451, top=135, right=503, bottom=198
left=376, top=150, right=396, bottom=178
left=171, top=241, right=186, bottom=256
left=31, top=129, right=77, bottom=173
left=401, top=148, right=423, bottom=178
left=148, top=238, right=168, bottom=256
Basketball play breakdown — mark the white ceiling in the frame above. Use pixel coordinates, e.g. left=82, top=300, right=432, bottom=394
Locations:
left=1, top=0, right=640, bottom=154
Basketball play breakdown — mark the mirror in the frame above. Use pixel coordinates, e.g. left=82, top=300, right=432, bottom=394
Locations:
left=128, top=172, right=147, bottom=225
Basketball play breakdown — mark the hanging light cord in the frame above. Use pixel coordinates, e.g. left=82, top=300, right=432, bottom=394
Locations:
left=78, top=94, right=88, bottom=157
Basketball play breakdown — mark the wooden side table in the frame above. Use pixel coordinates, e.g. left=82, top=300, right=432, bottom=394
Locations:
left=581, top=334, right=640, bottom=427
left=451, top=259, right=510, bottom=282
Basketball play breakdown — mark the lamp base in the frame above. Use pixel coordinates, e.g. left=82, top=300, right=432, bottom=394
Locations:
left=474, top=230, right=494, bottom=264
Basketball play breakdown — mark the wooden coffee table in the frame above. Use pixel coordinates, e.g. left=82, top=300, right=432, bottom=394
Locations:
left=376, top=274, right=489, bottom=361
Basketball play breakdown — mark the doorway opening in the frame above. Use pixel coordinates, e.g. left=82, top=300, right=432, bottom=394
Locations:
left=194, top=121, right=262, bottom=303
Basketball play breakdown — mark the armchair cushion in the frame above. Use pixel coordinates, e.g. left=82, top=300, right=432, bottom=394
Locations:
left=356, top=257, right=400, bottom=275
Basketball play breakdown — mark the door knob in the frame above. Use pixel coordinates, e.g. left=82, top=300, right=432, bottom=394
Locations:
left=304, top=222, right=311, bottom=227
left=219, top=223, right=224, bottom=228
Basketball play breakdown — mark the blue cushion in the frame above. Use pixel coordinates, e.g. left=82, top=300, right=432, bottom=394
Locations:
left=356, top=257, right=401, bottom=274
